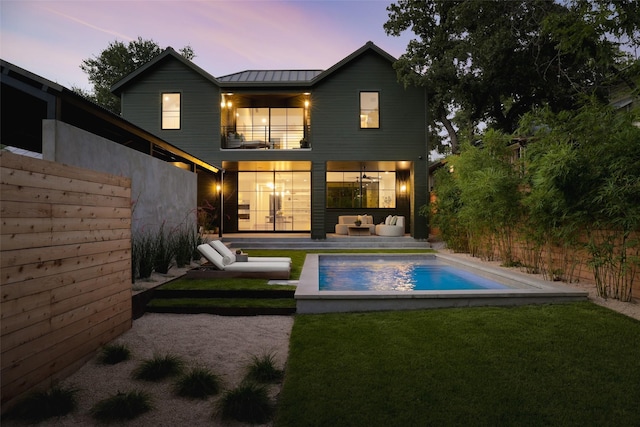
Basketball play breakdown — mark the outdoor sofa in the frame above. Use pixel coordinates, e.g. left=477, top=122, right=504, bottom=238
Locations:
left=375, top=215, right=405, bottom=237
left=334, top=215, right=375, bottom=235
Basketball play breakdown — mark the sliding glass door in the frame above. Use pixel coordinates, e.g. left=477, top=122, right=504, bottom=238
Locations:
left=237, top=171, right=311, bottom=231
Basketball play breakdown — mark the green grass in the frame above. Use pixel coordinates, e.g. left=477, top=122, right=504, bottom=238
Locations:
left=132, top=354, right=184, bottom=382
left=174, top=367, right=221, bottom=399
left=5, top=384, right=79, bottom=422
left=216, top=382, right=274, bottom=424
left=147, top=298, right=296, bottom=309
left=276, top=302, right=640, bottom=426
left=246, top=351, right=285, bottom=384
left=159, top=277, right=296, bottom=291
left=90, top=390, right=152, bottom=422
left=98, top=343, right=131, bottom=365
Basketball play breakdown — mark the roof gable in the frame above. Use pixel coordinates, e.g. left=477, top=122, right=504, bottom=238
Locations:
left=111, top=47, right=219, bottom=94
left=311, top=41, right=397, bottom=85
left=111, top=41, right=397, bottom=92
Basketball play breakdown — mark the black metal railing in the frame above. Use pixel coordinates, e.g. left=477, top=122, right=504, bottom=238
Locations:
left=221, top=125, right=310, bottom=149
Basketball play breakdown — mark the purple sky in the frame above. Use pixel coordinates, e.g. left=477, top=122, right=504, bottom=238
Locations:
left=1, top=0, right=413, bottom=91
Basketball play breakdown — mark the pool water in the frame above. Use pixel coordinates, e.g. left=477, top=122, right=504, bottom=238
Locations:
left=319, top=257, right=508, bottom=291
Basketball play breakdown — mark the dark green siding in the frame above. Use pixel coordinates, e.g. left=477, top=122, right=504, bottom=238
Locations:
left=121, top=60, right=221, bottom=165
left=310, top=51, right=428, bottom=238
left=311, top=52, right=426, bottom=161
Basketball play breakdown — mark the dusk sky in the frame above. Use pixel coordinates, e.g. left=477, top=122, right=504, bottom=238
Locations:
left=1, top=0, right=413, bottom=91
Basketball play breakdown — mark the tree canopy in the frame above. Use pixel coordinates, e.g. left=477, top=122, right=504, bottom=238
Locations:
left=385, top=0, right=640, bottom=154
left=75, top=37, right=194, bottom=113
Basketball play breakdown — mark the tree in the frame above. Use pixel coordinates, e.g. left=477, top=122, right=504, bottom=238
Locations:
left=519, top=99, right=640, bottom=300
left=75, top=37, right=195, bottom=113
left=384, top=0, right=639, bottom=154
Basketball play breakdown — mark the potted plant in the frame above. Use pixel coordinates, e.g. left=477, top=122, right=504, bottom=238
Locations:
left=300, top=138, right=309, bottom=148
left=354, top=219, right=362, bottom=227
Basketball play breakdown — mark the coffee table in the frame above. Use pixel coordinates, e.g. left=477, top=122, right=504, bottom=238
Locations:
left=347, top=226, right=371, bottom=236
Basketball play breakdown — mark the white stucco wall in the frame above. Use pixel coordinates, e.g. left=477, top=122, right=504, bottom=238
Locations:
left=42, top=120, right=197, bottom=234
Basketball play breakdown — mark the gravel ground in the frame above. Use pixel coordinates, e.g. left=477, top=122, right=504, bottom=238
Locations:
left=4, top=313, right=294, bottom=427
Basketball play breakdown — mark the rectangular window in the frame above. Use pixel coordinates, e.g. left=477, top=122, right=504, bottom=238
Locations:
left=326, top=171, right=395, bottom=208
left=360, top=91, right=379, bottom=129
left=236, top=107, right=304, bottom=149
left=162, top=93, right=180, bottom=129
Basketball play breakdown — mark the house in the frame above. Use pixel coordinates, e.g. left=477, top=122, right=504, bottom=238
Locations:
left=112, top=41, right=429, bottom=239
left=1, top=59, right=221, bottom=234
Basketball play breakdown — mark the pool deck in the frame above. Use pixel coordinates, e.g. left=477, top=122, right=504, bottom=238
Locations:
left=295, top=253, right=589, bottom=314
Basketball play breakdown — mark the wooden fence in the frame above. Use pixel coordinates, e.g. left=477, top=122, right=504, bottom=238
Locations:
left=1, top=152, right=132, bottom=408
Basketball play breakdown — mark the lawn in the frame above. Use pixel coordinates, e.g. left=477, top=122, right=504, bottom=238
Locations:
left=276, top=303, right=640, bottom=427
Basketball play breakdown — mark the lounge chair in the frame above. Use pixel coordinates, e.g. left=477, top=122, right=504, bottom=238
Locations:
left=193, top=244, right=290, bottom=279
left=209, top=240, right=291, bottom=264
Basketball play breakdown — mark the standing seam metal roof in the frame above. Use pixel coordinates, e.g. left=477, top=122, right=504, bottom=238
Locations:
left=217, top=69, right=323, bottom=83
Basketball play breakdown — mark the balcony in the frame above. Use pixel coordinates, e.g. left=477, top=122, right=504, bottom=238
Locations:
left=221, top=125, right=310, bottom=150
left=220, top=94, right=311, bottom=150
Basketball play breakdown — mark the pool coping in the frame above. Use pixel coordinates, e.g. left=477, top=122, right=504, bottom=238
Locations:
left=295, top=253, right=589, bottom=314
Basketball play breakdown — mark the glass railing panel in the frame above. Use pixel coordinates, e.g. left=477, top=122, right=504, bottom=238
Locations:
left=221, top=126, right=310, bottom=149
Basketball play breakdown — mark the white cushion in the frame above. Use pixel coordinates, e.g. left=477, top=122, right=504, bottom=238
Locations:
left=224, top=261, right=290, bottom=272
left=385, top=215, right=392, bottom=225
left=210, top=240, right=236, bottom=263
left=197, top=244, right=225, bottom=269
left=222, top=255, right=233, bottom=265
left=247, top=256, right=292, bottom=263
left=390, top=215, right=398, bottom=225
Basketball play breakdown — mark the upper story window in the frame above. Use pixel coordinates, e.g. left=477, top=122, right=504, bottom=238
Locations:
left=360, top=91, right=379, bottom=129
left=162, top=93, right=181, bottom=129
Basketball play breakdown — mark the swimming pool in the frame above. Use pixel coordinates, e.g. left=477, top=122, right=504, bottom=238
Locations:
left=319, top=256, right=508, bottom=291
left=296, top=253, right=588, bottom=313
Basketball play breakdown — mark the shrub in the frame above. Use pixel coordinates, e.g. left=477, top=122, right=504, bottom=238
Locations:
left=154, top=223, right=175, bottom=274
left=174, top=225, right=197, bottom=268
left=245, top=352, right=284, bottom=383
left=132, top=354, right=184, bottom=382
left=5, top=384, right=78, bottom=422
left=174, top=367, right=221, bottom=399
left=133, top=229, right=156, bottom=279
left=90, top=390, right=152, bottom=422
left=98, top=343, right=131, bottom=365
left=216, top=382, right=273, bottom=424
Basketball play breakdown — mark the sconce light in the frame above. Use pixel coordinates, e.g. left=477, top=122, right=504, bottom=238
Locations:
left=400, top=184, right=407, bottom=193
left=226, top=101, right=232, bottom=108
left=216, top=184, right=221, bottom=193
left=304, top=100, right=309, bottom=108
left=220, top=101, right=226, bottom=108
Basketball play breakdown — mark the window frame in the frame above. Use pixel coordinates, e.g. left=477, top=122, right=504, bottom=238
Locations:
left=359, top=91, right=380, bottom=129
left=326, top=170, right=396, bottom=209
left=161, top=92, right=181, bottom=130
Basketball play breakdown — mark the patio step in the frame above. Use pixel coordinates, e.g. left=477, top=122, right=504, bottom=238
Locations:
left=143, top=288, right=296, bottom=316
left=220, top=234, right=432, bottom=250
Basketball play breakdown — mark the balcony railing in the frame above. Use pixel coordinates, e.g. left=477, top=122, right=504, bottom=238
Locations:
left=221, top=125, right=310, bottom=149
